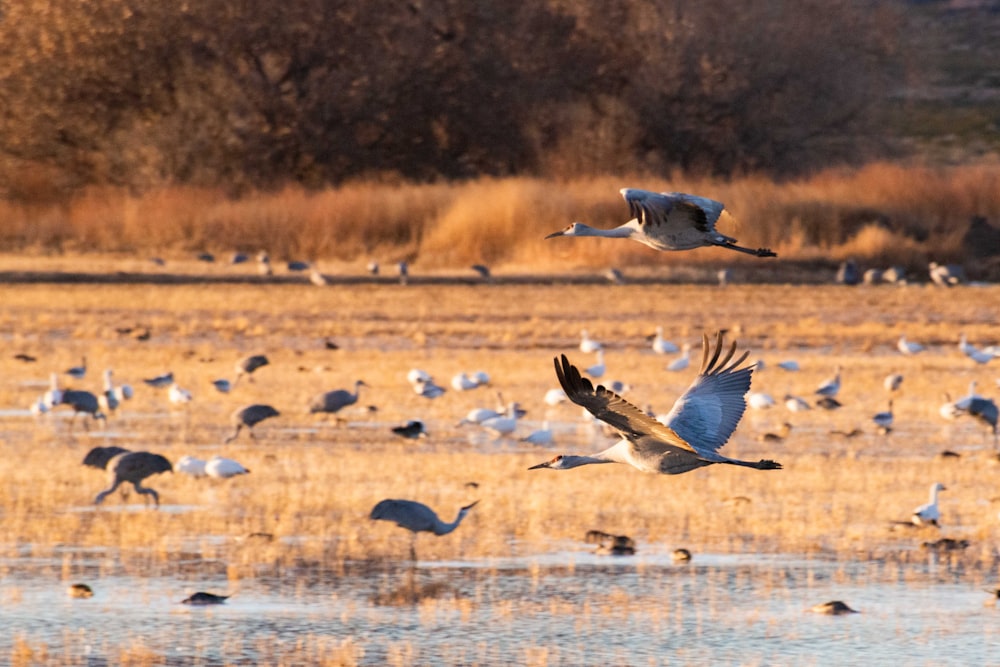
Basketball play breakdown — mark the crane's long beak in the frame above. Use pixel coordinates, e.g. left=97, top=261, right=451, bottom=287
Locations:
left=544, top=230, right=565, bottom=240
left=528, top=461, right=551, bottom=470
left=462, top=500, right=480, bottom=511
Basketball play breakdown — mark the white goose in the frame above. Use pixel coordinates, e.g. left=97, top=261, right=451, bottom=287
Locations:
left=912, top=482, right=946, bottom=526
left=546, top=189, right=776, bottom=257
left=651, top=327, right=679, bottom=355
left=666, top=344, right=692, bottom=372
left=529, top=332, right=782, bottom=475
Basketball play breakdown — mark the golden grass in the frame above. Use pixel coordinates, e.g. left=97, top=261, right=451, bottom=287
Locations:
left=2, top=162, right=999, bottom=270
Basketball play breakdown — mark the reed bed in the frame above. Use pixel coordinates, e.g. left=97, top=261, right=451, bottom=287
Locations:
left=2, top=161, right=999, bottom=271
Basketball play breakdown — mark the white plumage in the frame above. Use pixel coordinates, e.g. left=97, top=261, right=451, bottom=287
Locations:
left=912, top=482, right=946, bottom=526
left=205, top=456, right=250, bottom=479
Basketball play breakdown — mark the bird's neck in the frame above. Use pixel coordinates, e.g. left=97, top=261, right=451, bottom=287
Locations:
left=577, top=223, right=635, bottom=239
left=435, top=508, right=470, bottom=535
left=557, top=454, right=617, bottom=469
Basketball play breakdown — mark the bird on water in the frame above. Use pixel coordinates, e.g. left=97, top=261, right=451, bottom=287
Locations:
left=529, top=331, right=782, bottom=475
left=370, top=498, right=479, bottom=560
left=546, top=188, right=775, bottom=257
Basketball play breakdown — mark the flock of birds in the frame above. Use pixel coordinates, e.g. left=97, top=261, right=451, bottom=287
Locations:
left=25, top=187, right=1000, bottom=614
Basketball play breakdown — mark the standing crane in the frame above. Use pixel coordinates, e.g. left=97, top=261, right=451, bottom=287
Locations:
left=224, top=404, right=280, bottom=443
left=94, top=451, right=173, bottom=507
left=529, top=331, right=782, bottom=475
left=233, top=354, right=269, bottom=388
left=370, top=498, right=479, bottom=560
left=308, top=381, right=367, bottom=422
left=545, top=188, right=776, bottom=257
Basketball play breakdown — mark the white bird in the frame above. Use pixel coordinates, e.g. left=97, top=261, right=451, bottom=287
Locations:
left=884, top=373, right=903, bottom=393
left=939, top=393, right=963, bottom=420
left=784, top=394, right=811, bottom=412
left=168, top=382, right=193, bottom=405
left=579, top=330, right=602, bottom=354
left=205, top=456, right=250, bottom=479
left=872, top=399, right=894, bottom=432
left=414, top=379, right=447, bottom=399
left=544, top=388, right=568, bottom=406
left=815, top=366, right=842, bottom=398
left=407, top=368, right=433, bottom=385
left=897, top=335, right=924, bottom=355
left=776, top=360, right=800, bottom=372
left=98, top=369, right=119, bottom=413
left=529, top=332, right=782, bottom=475
left=472, top=370, right=491, bottom=386
left=370, top=498, right=479, bottom=560
left=929, top=262, right=965, bottom=287
left=113, top=383, right=134, bottom=403
left=959, top=333, right=993, bottom=364
left=651, top=327, right=679, bottom=355
left=42, top=372, right=63, bottom=409
left=174, top=455, right=207, bottom=477
left=585, top=350, right=606, bottom=378
left=912, top=482, right=946, bottom=526
left=65, top=356, right=87, bottom=380
left=666, top=344, right=691, bottom=372
left=309, top=265, right=330, bottom=286
left=521, top=421, right=554, bottom=445
left=480, top=405, right=519, bottom=437
left=748, top=392, right=776, bottom=410
left=545, top=189, right=776, bottom=257
left=456, top=407, right=502, bottom=426
left=954, top=380, right=981, bottom=410
left=451, top=372, right=480, bottom=391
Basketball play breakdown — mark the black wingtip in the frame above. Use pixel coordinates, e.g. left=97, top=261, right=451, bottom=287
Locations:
left=759, top=459, right=782, bottom=470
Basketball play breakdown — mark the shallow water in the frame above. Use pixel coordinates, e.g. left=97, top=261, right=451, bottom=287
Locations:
left=2, top=547, right=996, bottom=665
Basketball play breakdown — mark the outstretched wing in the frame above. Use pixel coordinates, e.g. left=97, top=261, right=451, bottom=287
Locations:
left=554, top=353, right=697, bottom=455
left=657, top=332, right=753, bottom=456
left=621, top=188, right=724, bottom=234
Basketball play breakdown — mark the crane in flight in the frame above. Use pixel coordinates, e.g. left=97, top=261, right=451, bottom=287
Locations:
left=545, top=189, right=776, bottom=257
left=529, top=331, right=782, bottom=475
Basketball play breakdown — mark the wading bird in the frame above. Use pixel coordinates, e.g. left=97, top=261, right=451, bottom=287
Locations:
left=370, top=498, right=479, bottom=560
left=59, top=390, right=107, bottom=430
left=897, top=335, right=924, bottom=355
left=814, top=366, right=842, bottom=398
left=545, top=188, right=776, bottom=257
left=308, top=381, right=367, bottom=421
left=529, top=332, right=782, bottom=476
left=94, top=451, right=173, bottom=507
left=233, top=354, right=269, bottom=388
left=810, top=601, right=859, bottom=615
left=65, top=356, right=87, bottom=380
left=224, top=404, right=280, bottom=443
left=912, top=482, right=946, bottom=527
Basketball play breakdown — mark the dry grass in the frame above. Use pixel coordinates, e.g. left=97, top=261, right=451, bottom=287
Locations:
left=2, top=162, right=999, bottom=272
left=2, top=280, right=1000, bottom=663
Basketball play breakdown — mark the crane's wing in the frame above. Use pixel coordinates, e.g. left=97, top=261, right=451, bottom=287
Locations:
left=657, top=332, right=753, bottom=456
left=370, top=499, right=438, bottom=531
left=621, top=188, right=725, bottom=234
left=554, top=353, right=698, bottom=455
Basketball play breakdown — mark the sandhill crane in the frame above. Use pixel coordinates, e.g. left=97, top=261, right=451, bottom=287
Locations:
left=912, top=482, right=946, bottom=526
left=205, top=456, right=250, bottom=478
left=814, top=366, right=842, bottom=398
left=182, top=592, right=229, bottom=605
left=584, top=530, right=636, bottom=556
left=392, top=420, right=429, bottom=439
left=233, top=354, right=269, bottom=388
left=810, top=601, right=858, bottom=615
left=143, top=372, right=174, bottom=388
left=897, top=335, right=924, bottom=355
left=579, top=330, right=602, bottom=354
left=82, top=446, right=131, bottom=470
left=470, top=264, right=491, bottom=281
left=529, top=332, right=782, bottom=476
left=546, top=188, right=776, bottom=257
left=929, top=261, right=965, bottom=286
left=666, top=344, right=692, bottom=372
left=225, top=404, right=280, bottom=443
left=651, top=326, right=679, bottom=355
left=65, top=356, right=87, bottom=380
left=370, top=498, right=479, bottom=560
left=60, top=390, right=106, bottom=430
left=94, top=451, right=173, bottom=507
left=956, top=396, right=998, bottom=447
left=954, top=380, right=981, bottom=410
left=872, top=400, right=894, bottom=433
left=175, top=455, right=207, bottom=477
left=308, top=381, right=367, bottom=421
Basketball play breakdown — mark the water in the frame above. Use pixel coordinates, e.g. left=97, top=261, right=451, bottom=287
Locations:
left=2, top=547, right=997, bottom=665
